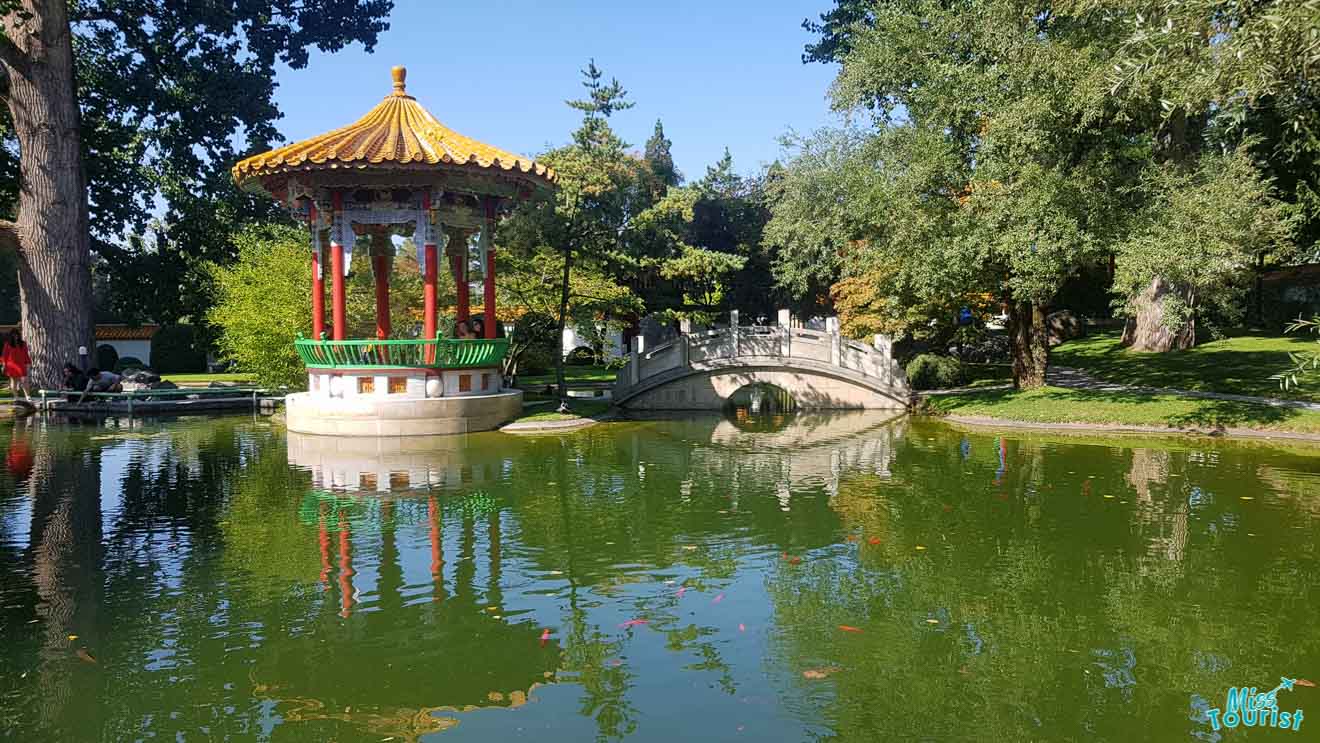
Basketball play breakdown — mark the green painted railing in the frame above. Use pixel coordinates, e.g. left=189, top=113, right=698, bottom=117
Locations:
left=294, top=336, right=508, bottom=370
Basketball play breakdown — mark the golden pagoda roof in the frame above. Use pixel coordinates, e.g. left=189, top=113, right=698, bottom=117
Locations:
left=232, top=66, right=554, bottom=193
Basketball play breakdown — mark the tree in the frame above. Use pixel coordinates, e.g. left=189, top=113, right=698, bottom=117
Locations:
left=0, top=0, right=95, bottom=388
left=503, top=61, right=657, bottom=405
left=687, top=150, right=777, bottom=318
left=0, top=0, right=392, bottom=386
left=1110, top=0, right=1320, bottom=346
left=781, top=0, right=1145, bottom=387
left=1112, top=149, right=1295, bottom=349
left=644, top=118, right=680, bottom=188
left=497, top=247, right=641, bottom=377
left=208, top=224, right=430, bottom=389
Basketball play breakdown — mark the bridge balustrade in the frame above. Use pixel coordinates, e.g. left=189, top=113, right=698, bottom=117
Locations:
left=615, top=311, right=907, bottom=405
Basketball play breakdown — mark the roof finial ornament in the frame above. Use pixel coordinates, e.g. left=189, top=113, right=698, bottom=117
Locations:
left=391, top=65, right=407, bottom=96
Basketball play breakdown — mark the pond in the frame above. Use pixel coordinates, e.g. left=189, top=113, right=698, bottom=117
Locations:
left=1, top=412, right=1318, bottom=741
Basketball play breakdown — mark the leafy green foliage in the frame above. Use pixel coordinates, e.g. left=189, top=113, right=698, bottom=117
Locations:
left=644, top=118, right=680, bottom=187
left=1271, top=317, right=1320, bottom=391
left=0, top=1, right=395, bottom=326
left=659, top=246, right=745, bottom=318
left=1111, top=148, right=1296, bottom=331
left=784, top=0, right=1313, bottom=377
left=207, top=224, right=431, bottom=388
left=150, top=324, right=208, bottom=374
left=905, top=353, right=965, bottom=391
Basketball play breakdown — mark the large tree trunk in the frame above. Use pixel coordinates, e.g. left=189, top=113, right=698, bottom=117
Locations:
left=1, top=0, right=95, bottom=389
left=1120, top=277, right=1194, bottom=352
left=1008, top=301, right=1048, bottom=389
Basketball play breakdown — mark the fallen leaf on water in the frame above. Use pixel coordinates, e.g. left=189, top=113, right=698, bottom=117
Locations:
left=925, top=619, right=940, bottom=625
left=915, top=545, right=927, bottom=551
left=1296, top=679, right=1316, bottom=687
left=676, top=586, right=688, bottom=598
left=607, top=659, right=624, bottom=667
left=683, top=545, right=699, bottom=551
left=802, top=666, right=841, bottom=680
left=838, top=625, right=863, bottom=633
left=1240, top=496, right=1255, bottom=501
left=738, top=624, right=746, bottom=632
left=868, top=537, right=881, bottom=546
left=788, top=556, right=802, bottom=565
left=845, top=534, right=858, bottom=542
left=67, top=634, right=78, bottom=641
left=619, top=619, right=649, bottom=629
left=75, top=647, right=97, bottom=665
left=958, top=666, right=971, bottom=676
left=942, top=504, right=953, bottom=512
left=1103, top=495, right=1116, bottom=499
left=713, top=593, right=725, bottom=604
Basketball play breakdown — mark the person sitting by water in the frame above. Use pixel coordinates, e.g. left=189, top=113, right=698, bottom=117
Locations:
left=61, top=363, right=87, bottom=402
left=455, top=320, right=474, bottom=340
left=1, top=329, right=32, bottom=401
left=78, top=368, right=122, bottom=403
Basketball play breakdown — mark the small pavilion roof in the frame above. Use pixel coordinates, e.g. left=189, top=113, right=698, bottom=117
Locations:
left=232, top=66, right=554, bottom=195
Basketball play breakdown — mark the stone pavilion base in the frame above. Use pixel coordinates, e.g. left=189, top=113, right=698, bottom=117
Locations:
left=285, top=389, right=523, bottom=437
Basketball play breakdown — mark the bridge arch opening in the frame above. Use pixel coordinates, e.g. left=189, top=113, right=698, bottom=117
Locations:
left=726, top=383, right=797, bottom=431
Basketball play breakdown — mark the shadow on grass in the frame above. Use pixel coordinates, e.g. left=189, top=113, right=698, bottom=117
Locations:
left=1052, top=331, right=1318, bottom=401
left=930, top=386, right=1306, bottom=432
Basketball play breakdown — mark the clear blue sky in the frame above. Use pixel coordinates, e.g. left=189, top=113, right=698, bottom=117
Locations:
left=272, top=0, right=840, bottom=180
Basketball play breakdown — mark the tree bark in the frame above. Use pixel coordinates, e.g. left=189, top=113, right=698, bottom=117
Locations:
left=1119, top=277, right=1195, bottom=352
left=1, top=1, right=95, bottom=389
left=553, top=246, right=572, bottom=404
left=1008, top=301, right=1048, bottom=389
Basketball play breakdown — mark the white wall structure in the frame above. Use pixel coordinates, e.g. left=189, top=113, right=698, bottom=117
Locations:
left=100, top=339, right=152, bottom=364
left=561, top=324, right=626, bottom=359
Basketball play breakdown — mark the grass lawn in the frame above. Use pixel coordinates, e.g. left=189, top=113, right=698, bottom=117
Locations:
left=925, top=386, right=1320, bottom=434
left=515, top=366, right=617, bottom=389
left=513, top=398, right=612, bottom=423
left=1052, top=330, right=1319, bottom=402
left=163, top=372, right=255, bottom=386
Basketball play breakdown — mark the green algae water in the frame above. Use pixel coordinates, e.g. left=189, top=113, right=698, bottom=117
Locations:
left=1, top=412, right=1318, bottom=741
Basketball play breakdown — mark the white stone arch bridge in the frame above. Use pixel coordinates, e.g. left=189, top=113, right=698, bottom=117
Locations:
left=613, top=311, right=911, bottom=411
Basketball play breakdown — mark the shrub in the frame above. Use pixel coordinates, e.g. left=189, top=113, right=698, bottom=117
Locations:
left=208, top=224, right=437, bottom=389
left=114, top=356, right=146, bottom=373
left=151, top=324, right=208, bottom=373
left=95, top=344, right=119, bottom=371
left=905, top=353, right=965, bottom=390
left=565, top=346, right=596, bottom=365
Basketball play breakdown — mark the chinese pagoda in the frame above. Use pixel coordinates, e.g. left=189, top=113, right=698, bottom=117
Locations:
left=232, top=66, right=554, bottom=436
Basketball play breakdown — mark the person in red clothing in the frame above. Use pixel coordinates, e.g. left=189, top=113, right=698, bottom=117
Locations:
left=1, top=329, right=31, bottom=401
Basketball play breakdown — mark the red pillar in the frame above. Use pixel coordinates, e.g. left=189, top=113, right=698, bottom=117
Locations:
left=337, top=510, right=354, bottom=618
left=310, top=204, right=325, bottom=340
left=373, top=253, right=390, bottom=339
left=483, top=199, right=497, bottom=338
left=423, top=194, right=438, bottom=340
left=330, top=191, right=347, bottom=340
